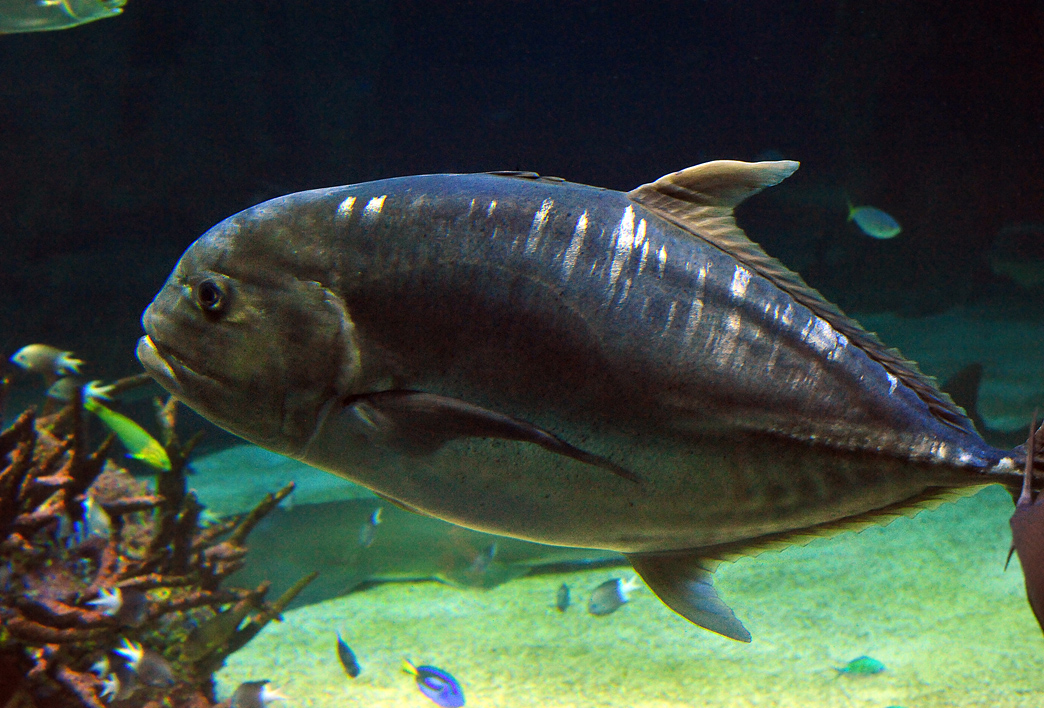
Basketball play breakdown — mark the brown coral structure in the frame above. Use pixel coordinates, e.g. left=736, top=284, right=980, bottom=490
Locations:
left=0, top=377, right=316, bottom=708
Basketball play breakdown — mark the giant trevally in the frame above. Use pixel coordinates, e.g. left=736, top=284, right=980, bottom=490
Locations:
left=137, top=160, right=1032, bottom=642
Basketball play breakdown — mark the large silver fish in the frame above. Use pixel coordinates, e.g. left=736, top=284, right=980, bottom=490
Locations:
left=138, top=160, right=1027, bottom=642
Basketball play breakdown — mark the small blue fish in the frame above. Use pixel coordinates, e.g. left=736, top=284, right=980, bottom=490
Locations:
left=835, top=655, right=885, bottom=676
left=848, top=203, right=901, bottom=239
left=403, top=660, right=464, bottom=707
left=587, top=576, right=640, bottom=616
left=336, top=632, right=361, bottom=678
left=555, top=582, right=570, bottom=612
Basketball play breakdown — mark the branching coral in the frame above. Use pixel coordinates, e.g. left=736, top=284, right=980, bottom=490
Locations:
left=0, top=376, right=315, bottom=707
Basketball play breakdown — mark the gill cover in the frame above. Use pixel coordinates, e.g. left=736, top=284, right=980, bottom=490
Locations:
left=140, top=219, right=361, bottom=455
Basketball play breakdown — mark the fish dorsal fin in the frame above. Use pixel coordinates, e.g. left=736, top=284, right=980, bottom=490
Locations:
left=695, top=484, right=988, bottom=566
left=628, top=160, right=974, bottom=434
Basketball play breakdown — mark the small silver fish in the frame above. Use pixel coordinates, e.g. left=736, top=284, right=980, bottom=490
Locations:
left=336, top=632, right=361, bottom=678
left=359, top=506, right=382, bottom=548
left=88, top=587, right=123, bottom=616
left=47, top=377, right=115, bottom=402
left=468, top=542, right=497, bottom=575
left=231, top=680, right=286, bottom=708
left=587, top=576, right=640, bottom=616
left=99, top=673, right=121, bottom=702
left=10, top=344, right=82, bottom=378
left=113, top=637, right=174, bottom=688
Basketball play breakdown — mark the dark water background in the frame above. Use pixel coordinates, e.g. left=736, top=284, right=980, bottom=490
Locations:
left=1, top=1, right=1042, bottom=382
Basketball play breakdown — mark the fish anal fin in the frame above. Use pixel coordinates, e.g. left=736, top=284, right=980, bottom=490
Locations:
left=697, top=485, right=988, bottom=566
left=373, top=491, right=431, bottom=517
left=627, top=551, right=751, bottom=642
left=628, top=159, right=975, bottom=434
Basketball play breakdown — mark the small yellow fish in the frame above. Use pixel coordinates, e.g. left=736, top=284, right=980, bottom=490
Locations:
left=10, top=344, right=83, bottom=378
left=0, top=0, right=126, bottom=34
left=84, top=398, right=171, bottom=471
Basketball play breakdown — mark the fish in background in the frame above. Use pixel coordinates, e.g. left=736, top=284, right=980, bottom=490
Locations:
left=468, top=541, right=497, bottom=575
left=231, top=680, right=286, bottom=708
left=834, top=655, right=885, bottom=676
left=0, top=0, right=125, bottom=33
left=47, top=377, right=115, bottom=402
left=227, top=496, right=625, bottom=609
left=359, top=506, right=382, bottom=548
left=336, top=632, right=361, bottom=678
left=587, top=576, right=640, bottom=616
left=87, top=587, right=149, bottom=627
left=84, top=397, right=172, bottom=471
left=555, top=583, right=571, bottom=612
left=403, top=660, right=465, bottom=708
left=847, top=201, right=902, bottom=239
left=9, top=344, right=82, bottom=382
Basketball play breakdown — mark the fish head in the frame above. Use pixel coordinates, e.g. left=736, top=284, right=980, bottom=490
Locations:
left=138, top=192, right=363, bottom=457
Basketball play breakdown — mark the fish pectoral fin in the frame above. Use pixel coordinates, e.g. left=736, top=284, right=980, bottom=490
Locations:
left=344, top=390, right=640, bottom=484
left=627, top=551, right=751, bottom=643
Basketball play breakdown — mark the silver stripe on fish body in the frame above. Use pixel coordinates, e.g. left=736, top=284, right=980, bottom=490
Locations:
left=138, top=160, right=1026, bottom=643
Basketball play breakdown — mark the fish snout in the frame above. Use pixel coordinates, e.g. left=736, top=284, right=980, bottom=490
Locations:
left=136, top=336, right=178, bottom=392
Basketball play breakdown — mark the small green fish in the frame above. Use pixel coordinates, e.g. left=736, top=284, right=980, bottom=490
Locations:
left=835, top=655, right=885, bottom=676
left=84, top=398, right=171, bottom=471
left=848, top=203, right=902, bottom=239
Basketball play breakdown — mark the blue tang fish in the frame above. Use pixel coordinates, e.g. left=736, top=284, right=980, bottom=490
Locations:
left=403, top=660, right=464, bottom=707
left=848, top=202, right=901, bottom=239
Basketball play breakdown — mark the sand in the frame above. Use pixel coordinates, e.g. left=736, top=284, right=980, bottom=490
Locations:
left=215, top=485, right=1043, bottom=707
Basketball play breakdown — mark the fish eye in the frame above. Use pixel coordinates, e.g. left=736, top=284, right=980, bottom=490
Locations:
left=195, top=279, right=227, bottom=314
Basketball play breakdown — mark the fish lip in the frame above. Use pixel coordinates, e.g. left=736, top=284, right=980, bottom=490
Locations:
left=136, top=335, right=181, bottom=393
left=136, top=334, right=212, bottom=398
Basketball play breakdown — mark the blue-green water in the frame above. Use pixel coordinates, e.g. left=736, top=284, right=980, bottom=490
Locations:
left=2, top=3, right=1042, bottom=705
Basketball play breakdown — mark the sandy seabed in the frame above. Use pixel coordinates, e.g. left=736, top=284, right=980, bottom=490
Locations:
left=215, top=484, right=1043, bottom=708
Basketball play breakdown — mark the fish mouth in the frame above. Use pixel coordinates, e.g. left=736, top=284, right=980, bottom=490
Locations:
left=136, top=335, right=180, bottom=392
left=136, top=334, right=212, bottom=401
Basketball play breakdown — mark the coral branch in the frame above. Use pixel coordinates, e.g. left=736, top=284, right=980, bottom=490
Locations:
left=225, top=483, right=295, bottom=547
